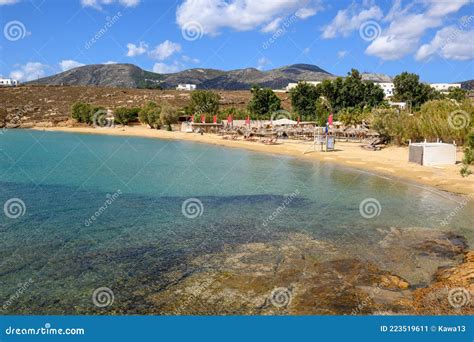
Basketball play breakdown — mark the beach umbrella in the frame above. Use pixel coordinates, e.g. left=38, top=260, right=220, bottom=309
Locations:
left=297, top=116, right=300, bottom=125
left=328, top=113, right=333, bottom=126
left=213, top=115, right=217, bottom=124
left=245, top=115, right=250, bottom=126
left=227, top=115, right=233, bottom=124
left=190, top=115, right=194, bottom=122
left=201, top=115, right=205, bottom=123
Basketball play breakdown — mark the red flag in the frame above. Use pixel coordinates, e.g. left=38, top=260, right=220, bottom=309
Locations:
left=213, top=115, right=217, bottom=124
left=201, top=115, right=205, bottom=123
left=227, top=115, right=233, bottom=124
left=245, top=115, right=250, bottom=125
left=297, top=116, right=300, bottom=125
left=190, top=115, right=194, bottom=122
left=328, top=113, right=333, bottom=126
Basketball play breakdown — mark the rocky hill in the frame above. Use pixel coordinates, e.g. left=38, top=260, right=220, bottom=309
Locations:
left=460, top=79, right=474, bottom=90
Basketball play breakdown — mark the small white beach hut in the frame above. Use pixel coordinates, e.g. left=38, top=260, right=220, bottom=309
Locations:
left=408, top=142, right=456, bottom=166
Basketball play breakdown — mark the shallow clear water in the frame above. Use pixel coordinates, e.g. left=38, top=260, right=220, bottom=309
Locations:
left=0, top=130, right=472, bottom=314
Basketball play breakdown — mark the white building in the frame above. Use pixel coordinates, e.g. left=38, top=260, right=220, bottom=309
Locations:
left=286, top=81, right=321, bottom=92
left=376, top=82, right=394, bottom=98
left=176, top=83, right=196, bottom=91
left=0, top=78, right=19, bottom=86
left=430, top=83, right=461, bottom=93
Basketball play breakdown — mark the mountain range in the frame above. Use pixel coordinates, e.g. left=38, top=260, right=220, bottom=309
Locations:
left=27, top=63, right=393, bottom=90
left=27, top=63, right=472, bottom=90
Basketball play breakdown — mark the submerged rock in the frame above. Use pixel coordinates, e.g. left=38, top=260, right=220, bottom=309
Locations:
left=143, top=232, right=447, bottom=315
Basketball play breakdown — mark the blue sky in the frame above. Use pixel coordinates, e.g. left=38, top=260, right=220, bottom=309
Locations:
left=0, top=0, right=473, bottom=83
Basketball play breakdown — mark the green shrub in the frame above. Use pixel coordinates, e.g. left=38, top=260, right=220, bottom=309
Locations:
left=372, top=99, right=473, bottom=146
left=461, top=131, right=474, bottom=177
left=139, top=101, right=161, bottom=129
left=71, top=102, right=105, bottom=125
left=114, top=107, right=140, bottom=125
left=160, top=102, right=179, bottom=130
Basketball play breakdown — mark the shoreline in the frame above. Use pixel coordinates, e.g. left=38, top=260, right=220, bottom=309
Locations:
left=30, top=125, right=474, bottom=196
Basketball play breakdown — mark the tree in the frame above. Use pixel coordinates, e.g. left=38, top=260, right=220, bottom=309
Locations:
left=290, top=82, right=320, bottom=120
left=190, top=90, right=220, bottom=119
left=139, top=101, right=161, bottom=128
left=247, top=86, right=281, bottom=118
left=316, top=71, right=384, bottom=113
left=341, top=69, right=365, bottom=108
left=393, top=72, right=436, bottom=109
left=114, top=107, right=140, bottom=125
left=160, top=102, right=179, bottom=130
left=363, top=81, right=385, bottom=108
left=447, top=87, right=468, bottom=102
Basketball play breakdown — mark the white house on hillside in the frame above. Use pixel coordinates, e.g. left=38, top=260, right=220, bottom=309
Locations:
left=286, top=81, right=321, bottom=92
left=0, top=78, right=19, bottom=86
left=430, top=83, right=461, bottom=93
left=176, top=83, right=196, bottom=91
left=376, top=82, right=394, bottom=98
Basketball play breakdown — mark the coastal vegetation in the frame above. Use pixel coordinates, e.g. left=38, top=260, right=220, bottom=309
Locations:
left=461, top=132, right=474, bottom=177
left=138, top=101, right=163, bottom=129
left=188, top=90, right=220, bottom=121
left=247, top=86, right=281, bottom=118
left=71, top=102, right=105, bottom=124
left=114, top=107, right=140, bottom=125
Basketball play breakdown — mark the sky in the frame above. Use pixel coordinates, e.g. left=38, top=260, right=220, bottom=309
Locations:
left=0, top=0, right=473, bottom=83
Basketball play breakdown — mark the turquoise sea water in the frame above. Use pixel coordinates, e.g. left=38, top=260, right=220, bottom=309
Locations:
left=0, top=130, right=472, bottom=314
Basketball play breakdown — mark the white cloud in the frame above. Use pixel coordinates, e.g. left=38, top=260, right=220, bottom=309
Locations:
left=296, top=6, right=320, bottom=19
left=59, top=60, right=85, bottom=72
left=103, top=60, right=118, bottom=64
left=181, top=55, right=200, bottom=63
left=148, top=40, right=181, bottom=61
left=338, top=50, right=348, bottom=58
left=176, top=0, right=321, bottom=36
left=416, top=26, right=474, bottom=61
left=321, top=4, right=383, bottom=39
left=0, top=0, right=20, bottom=5
left=9, top=62, right=48, bottom=81
left=126, top=41, right=148, bottom=57
left=81, top=0, right=140, bottom=9
left=152, top=62, right=181, bottom=74
left=261, top=18, right=283, bottom=33
left=256, top=57, right=271, bottom=70
left=365, top=0, right=470, bottom=60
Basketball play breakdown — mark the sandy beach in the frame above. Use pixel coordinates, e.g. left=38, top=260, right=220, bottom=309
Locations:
left=31, top=125, right=474, bottom=196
